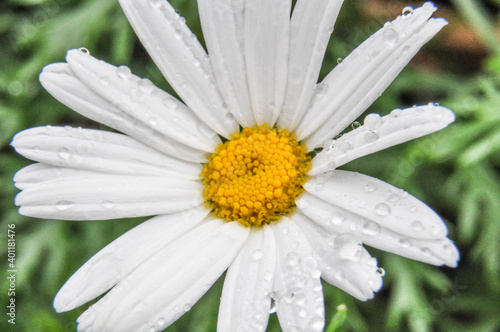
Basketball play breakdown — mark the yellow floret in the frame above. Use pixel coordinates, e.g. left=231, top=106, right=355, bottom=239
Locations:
left=201, top=125, right=311, bottom=227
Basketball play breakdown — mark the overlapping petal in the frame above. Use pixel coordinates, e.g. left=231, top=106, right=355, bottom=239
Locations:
left=278, top=0, right=344, bottom=131
left=40, top=62, right=207, bottom=162
left=309, top=105, right=455, bottom=175
left=54, top=206, right=210, bottom=313
left=244, top=0, right=291, bottom=126
left=118, top=0, right=239, bottom=138
left=76, top=218, right=249, bottom=332
left=272, top=218, right=325, bottom=332
left=301, top=171, right=459, bottom=267
left=15, top=172, right=203, bottom=220
left=297, top=3, right=447, bottom=148
left=198, top=0, right=255, bottom=127
left=218, top=225, right=276, bottom=332
left=293, top=211, right=383, bottom=301
left=12, top=126, right=202, bottom=180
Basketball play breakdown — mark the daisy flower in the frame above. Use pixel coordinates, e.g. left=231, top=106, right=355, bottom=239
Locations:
left=12, top=0, right=459, bottom=331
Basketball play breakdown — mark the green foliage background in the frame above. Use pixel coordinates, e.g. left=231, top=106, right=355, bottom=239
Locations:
left=1, top=0, right=499, bottom=331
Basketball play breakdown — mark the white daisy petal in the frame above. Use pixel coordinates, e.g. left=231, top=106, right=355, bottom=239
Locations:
left=40, top=63, right=207, bottom=162
left=54, top=206, right=210, bottom=313
left=297, top=170, right=458, bottom=266
left=64, top=49, right=220, bottom=153
left=76, top=218, right=249, bottom=332
left=293, top=211, right=382, bottom=301
left=118, top=0, right=239, bottom=138
left=296, top=192, right=459, bottom=267
left=278, top=0, right=344, bottom=131
left=272, top=218, right=325, bottom=332
left=15, top=173, right=203, bottom=220
left=297, top=3, right=446, bottom=147
left=198, top=0, right=255, bottom=127
left=218, top=224, right=276, bottom=332
left=244, top=0, right=291, bottom=126
left=309, top=105, right=455, bottom=175
left=12, top=126, right=202, bottom=180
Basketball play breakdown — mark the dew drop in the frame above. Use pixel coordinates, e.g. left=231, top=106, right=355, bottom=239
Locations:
left=192, top=58, right=201, bottom=67
left=117, top=65, right=132, bottom=79
left=331, top=212, right=345, bottom=225
left=443, top=243, right=455, bottom=254
left=139, top=78, right=154, bottom=93
left=362, top=221, right=381, bottom=236
left=309, top=316, right=324, bottom=331
left=100, top=77, right=110, bottom=86
left=351, top=121, right=361, bottom=130
left=148, top=117, right=158, bottom=127
left=286, top=252, right=300, bottom=267
left=409, top=206, right=418, bottom=213
left=78, top=47, right=90, bottom=55
left=251, top=249, right=263, bottom=261
left=382, top=28, right=399, bottom=46
left=364, top=113, right=382, bottom=130
left=156, top=317, right=165, bottom=327
left=411, top=220, right=424, bottom=231
left=374, top=203, right=391, bottom=217
left=365, top=182, right=376, bottom=192
left=376, top=267, right=386, bottom=276
left=335, top=234, right=363, bottom=261
left=101, top=201, right=115, bottom=209
left=314, top=83, right=329, bottom=96
left=163, top=97, right=178, bottom=109
left=398, top=238, right=411, bottom=248
left=174, top=30, right=182, bottom=39
left=58, top=147, right=71, bottom=160
left=33, top=146, right=41, bottom=153
left=55, top=200, right=74, bottom=211
left=402, top=6, right=414, bottom=16
left=149, top=0, right=163, bottom=7
left=183, top=303, right=192, bottom=312
left=364, top=131, right=379, bottom=143
left=336, top=57, right=343, bottom=64
left=421, top=248, right=432, bottom=257
left=390, top=108, right=402, bottom=117
left=431, top=224, right=446, bottom=237
left=387, top=194, right=400, bottom=203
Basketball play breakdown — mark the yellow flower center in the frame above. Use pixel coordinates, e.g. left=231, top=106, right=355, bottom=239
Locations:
left=202, top=125, right=311, bottom=227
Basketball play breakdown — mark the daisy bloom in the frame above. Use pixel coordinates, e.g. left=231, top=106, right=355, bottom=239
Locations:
left=12, top=0, right=459, bottom=331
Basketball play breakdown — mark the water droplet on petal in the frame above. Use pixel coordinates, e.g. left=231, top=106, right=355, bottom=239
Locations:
left=139, top=78, right=154, bottom=94
left=398, top=238, right=411, bottom=248
left=337, top=57, right=343, bottom=64
left=309, top=317, right=325, bottom=331
left=78, top=47, right=90, bottom=55
left=382, top=28, right=399, bottom=46
left=56, top=200, right=74, bottom=211
left=421, top=248, right=432, bottom=257
left=58, top=147, right=71, bottom=160
left=362, top=221, right=381, bottom=236
left=387, top=194, right=400, bottom=203
left=183, top=303, right=192, bottom=312
left=364, top=131, right=379, bottom=143
left=376, top=267, right=386, bottom=276
left=117, top=65, right=132, bottom=79
left=156, top=317, right=165, bottom=327
left=374, top=203, right=391, bottom=216
left=33, top=146, right=41, bottom=153
left=411, top=220, right=424, bottom=231
left=365, top=182, right=376, bottom=192
left=174, top=30, right=182, bottom=39
left=402, top=6, right=414, bottom=16
left=409, top=206, right=418, bottom=213
left=286, top=252, right=300, bottom=267
left=101, top=201, right=115, bottom=209
left=331, top=211, right=345, bottom=225
left=192, top=58, right=201, bottom=67
left=149, top=0, right=163, bottom=8
left=251, top=249, right=263, bottom=261
left=163, top=97, right=178, bottom=109
left=100, top=77, right=110, bottom=86
left=351, top=121, right=361, bottom=129
left=335, top=234, right=363, bottom=261
left=364, top=113, right=382, bottom=130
